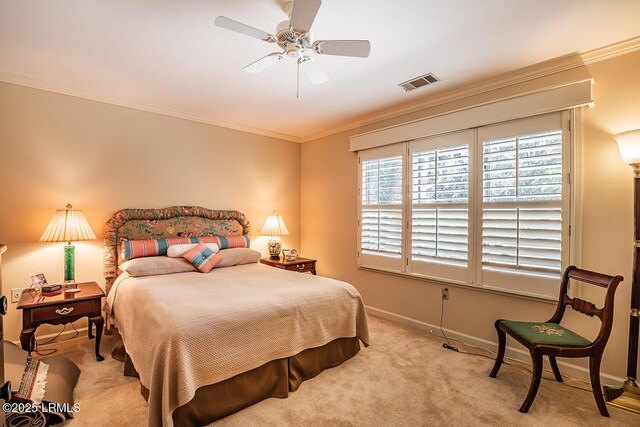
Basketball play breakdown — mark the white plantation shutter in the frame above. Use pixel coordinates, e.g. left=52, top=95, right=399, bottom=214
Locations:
left=411, top=209, right=468, bottom=266
left=481, top=207, right=562, bottom=273
left=477, top=112, right=570, bottom=298
left=361, top=209, right=402, bottom=258
left=359, top=144, right=405, bottom=271
left=409, top=131, right=474, bottom=282
left=356, top=110, right=572, bottom=299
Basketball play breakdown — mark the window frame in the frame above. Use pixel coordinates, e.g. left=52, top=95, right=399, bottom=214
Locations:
left=356, top=111, right=574, bottom=301
left=357, top=143, right=406, bottom=272
left=407, top=130, right=476, bottom=285
left=474, top=111, right=572, bottom=299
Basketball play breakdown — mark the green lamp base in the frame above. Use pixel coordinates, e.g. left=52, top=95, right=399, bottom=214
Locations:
left=64, top=244, right=75, bottom=284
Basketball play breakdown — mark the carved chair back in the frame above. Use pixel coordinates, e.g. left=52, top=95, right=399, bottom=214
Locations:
left=547, top=265, right=623, bottom=348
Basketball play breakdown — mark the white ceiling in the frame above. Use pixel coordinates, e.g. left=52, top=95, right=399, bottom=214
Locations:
left=1, top=0, right=640, bottom=141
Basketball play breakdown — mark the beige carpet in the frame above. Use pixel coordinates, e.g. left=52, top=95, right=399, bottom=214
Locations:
left=40, top=315, right=638, bottom=426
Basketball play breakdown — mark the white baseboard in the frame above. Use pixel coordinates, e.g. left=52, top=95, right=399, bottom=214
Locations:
left=10, top=326, right=89, bottom=347
left=365, top=305, right=625, bottom=387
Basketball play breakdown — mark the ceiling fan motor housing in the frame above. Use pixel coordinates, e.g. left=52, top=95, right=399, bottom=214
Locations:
left=276, top=20, right=312, bottom=53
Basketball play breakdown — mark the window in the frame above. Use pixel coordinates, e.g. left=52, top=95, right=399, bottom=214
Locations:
left=477, top=113, right=570, bottom=297
left=408, top=130, right=474, bottom=283
left=358, top=112, right=571, bottom=299
left=359, top=144, right=405, bottom=271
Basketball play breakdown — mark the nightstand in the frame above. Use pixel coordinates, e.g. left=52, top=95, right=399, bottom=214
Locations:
left=17, top=282, right=105, bottom=361
left=260, top=257, right=317, bottom=275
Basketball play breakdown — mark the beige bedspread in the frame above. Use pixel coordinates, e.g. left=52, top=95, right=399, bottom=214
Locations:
left=104, top=263, right=369, bottom=427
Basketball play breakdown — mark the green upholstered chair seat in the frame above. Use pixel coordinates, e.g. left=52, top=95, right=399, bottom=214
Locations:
left=500, top=320, right=592, bottom=347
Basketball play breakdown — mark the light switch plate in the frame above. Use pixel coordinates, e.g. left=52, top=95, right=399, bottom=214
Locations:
left=11, top=288, right=22, bottom=304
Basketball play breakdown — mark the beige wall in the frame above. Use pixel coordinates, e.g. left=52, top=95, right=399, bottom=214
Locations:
left=301, top=50, right=640, bottom=380
left=0, top=82, right=301, bottom=342
left=1, top=49, right=638, bottom=380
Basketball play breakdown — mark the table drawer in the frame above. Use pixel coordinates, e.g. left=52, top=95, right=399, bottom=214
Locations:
left=30, top=300, right=97, bottom=323
left=284, top=262, right=315, bottom=272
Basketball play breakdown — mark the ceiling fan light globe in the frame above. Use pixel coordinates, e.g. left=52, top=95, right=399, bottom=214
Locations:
left=300, top=57, right=329, bottom=85
left=286, top=44, right=302, bottom=58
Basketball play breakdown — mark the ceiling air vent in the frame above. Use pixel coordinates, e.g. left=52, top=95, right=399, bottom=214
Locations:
left=399, top=73, right=440, bottom=92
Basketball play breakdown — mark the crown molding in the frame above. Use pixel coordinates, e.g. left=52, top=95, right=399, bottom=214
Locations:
left=581, top=36, right=640, bottom=64
left=300, top=36, right=640, bottom=143
left=0, top=71, right=301, bottom=143
left=2, top=36, right=638, bottom=145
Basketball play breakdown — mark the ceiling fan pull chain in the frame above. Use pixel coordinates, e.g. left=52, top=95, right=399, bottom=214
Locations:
left=297, top=59, right=301, bottom=98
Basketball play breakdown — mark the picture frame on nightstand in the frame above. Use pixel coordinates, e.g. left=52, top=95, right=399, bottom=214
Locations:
left=286, top=249, right=298, bottom=261
left=282, top=249, right=298, bottom=261
left=29, top=272, right=48, bottom=291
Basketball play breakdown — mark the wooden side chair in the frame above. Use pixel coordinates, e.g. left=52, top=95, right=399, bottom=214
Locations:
left=489, top=265, right=623, bottom=416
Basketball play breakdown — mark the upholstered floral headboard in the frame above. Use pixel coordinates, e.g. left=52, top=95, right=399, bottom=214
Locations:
left=103, top=206, right=250, bottom=292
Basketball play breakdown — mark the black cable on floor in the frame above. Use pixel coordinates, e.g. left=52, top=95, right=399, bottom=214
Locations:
left=34, top=323, right=80, bottom=356
left=439, top=293, right=458, bottom=352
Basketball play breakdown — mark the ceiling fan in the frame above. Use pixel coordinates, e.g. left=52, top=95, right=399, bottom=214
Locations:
left=215, top=0, right=371, bottom=96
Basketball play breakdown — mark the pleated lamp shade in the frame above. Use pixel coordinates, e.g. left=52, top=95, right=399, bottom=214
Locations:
left=40, top=204, right=97, bottom=244
left=260, top=212, right=289, bottom=236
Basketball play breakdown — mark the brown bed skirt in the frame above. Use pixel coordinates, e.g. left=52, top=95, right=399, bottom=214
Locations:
left=114, top=337, right=360, bottom=426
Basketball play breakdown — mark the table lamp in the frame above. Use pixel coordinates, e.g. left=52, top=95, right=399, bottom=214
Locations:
left=260, top=211, right=289, bottom=260
left=40, top=203, right=97, bottom=284
left=604, top=129, right=640, bottom=413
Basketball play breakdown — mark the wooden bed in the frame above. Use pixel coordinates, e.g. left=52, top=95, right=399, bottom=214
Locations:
left=102, top=207, right=369, bottom=426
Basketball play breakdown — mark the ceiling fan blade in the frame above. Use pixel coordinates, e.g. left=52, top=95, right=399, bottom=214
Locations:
left=312, top=40, right=371, bottom=58
left=290, top=0, right=322, bottom=33
left=243, top=53, right=283, bottom=74
left=215, top=16, right=276, bottom=43
left=300, top=57, right=329, bottom=85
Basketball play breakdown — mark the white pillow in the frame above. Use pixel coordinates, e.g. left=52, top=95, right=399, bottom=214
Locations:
left=167, top=243, right=220, bottom=258
left=120, top=257, right=197, bottom=277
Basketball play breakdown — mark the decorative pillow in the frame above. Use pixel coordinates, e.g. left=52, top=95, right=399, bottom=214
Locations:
left=216, top=248, right=261, bottom=268
left=167, top=243, right=219, bottom=258
left=212, top=235, right=251, bottom=250
left=120, top=236, right=222, bottom=261
left=183, top=243, right=222, bottom=273
left=119, top=257, right=197, bottom=277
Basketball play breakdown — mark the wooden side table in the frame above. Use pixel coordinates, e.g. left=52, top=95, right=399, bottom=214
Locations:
left=17, top=282, right=105, bottom=361
left=260, top=257, right=317, bottom=275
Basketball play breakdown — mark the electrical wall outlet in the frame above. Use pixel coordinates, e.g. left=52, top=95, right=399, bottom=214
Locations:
left=11, top=288, right=23, bottom=304
left=441, top=287, right=449, bottom=300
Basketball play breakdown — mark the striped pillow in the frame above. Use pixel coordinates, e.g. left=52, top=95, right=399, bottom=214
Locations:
left=213, top=235, right=251, bottom=249
left=121, top=236, right=222, bottom=261
left=167, top=243, right=219, bottom=258
left=183, top=243, right=222, bottom=273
